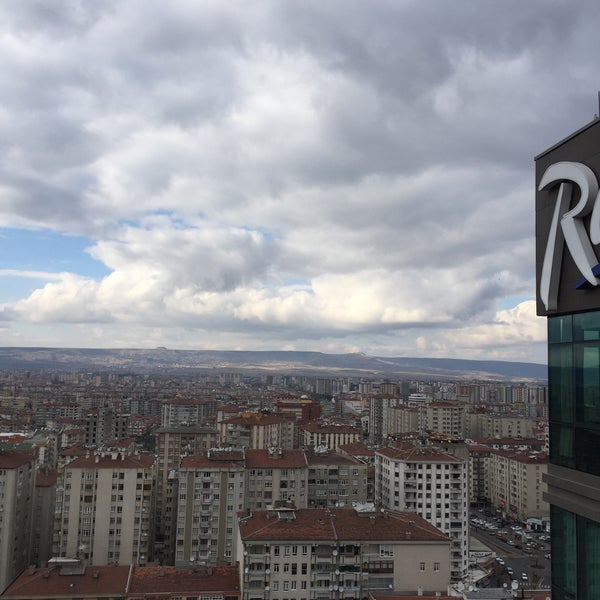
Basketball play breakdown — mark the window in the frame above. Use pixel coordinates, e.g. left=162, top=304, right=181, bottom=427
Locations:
left=434, top=562, right=440, bottom=572
left=379, top=544, right=394, bottom=557
left=420, top=562, right=426, bottom=572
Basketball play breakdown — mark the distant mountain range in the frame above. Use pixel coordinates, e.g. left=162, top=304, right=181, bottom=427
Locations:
left=0, top=347, right=547, bottom=382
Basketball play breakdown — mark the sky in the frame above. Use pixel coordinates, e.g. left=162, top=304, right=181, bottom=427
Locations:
left=1, top=1, right=599, bottom=364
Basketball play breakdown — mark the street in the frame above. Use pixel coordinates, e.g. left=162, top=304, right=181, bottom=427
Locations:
left=470, top=519, right=551, bottom=591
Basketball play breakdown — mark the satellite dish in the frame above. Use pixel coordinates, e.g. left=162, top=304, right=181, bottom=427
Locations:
left=457, top=582, right=464, bottom=591
left=511, top=581, right=519, bottom=591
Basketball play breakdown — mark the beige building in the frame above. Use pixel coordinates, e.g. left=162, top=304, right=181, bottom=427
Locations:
left=388, top=405, right=421, bottom=437
left=375, top=444, right=469, bottom=581
left=176, top=450, right=246, bottom=567
left=487, top=449, right=548, bottom=522
left=368, top=395, right=400, bottom=445
left=424, top=402, right=466, bottom=438
left=245, top=449, right=308, bottom=511
left=236, top=505, right=451, bottom=599
left=0, top=450, right=36, bottom=593
left=52, top=450, right=155, bottom=567
left=466, top=413, right=535, bottom=440
left=305, top=449, right=369, bottom=508
left=219, top=413, right=296, bottom=450
left=154, top=425, right=218, bottom=563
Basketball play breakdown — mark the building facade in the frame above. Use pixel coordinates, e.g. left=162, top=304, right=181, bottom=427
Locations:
left=0, top=450, right=36, bottom=593
left=52, top=451, right=155, bottom=567
left=535, top=117, right=600, bottom=600
left=154, top=425, right=219, bottom=563
left=236, top=506, right=451, bottom=599
left=375, top=444, right=469, bottom=580
left=176, top=451, right=246, bottom=567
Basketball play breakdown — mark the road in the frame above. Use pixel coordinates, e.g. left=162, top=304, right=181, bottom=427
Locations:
left=470, top=528, right=551, bottom=591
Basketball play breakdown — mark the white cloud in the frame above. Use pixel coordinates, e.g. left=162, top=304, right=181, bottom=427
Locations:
left=5, top=0, right=600, bottom=362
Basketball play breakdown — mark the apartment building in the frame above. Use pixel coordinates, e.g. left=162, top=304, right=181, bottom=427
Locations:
left=424, top=402, right=466, bottom=438
left=31, top=466, right=57, bottom=569
left=466, top=443, right=491, bottom=507
left=305, top=449, right=369, bottom=508
left=467, top=413, right=535, bottom=440
left=299, top=422, right=363, bottom=451
left=0, top=450, right=36, bottom=593
left=154, top=425, right=218, bottom=563
left=388, top=405, right=421, bottom=437
left=236, top=505, right=451, bottom=599
left=175, top=450, right=245, bottom=566
left=244, top=449, right=308, bottom=511
left=160, top=398, right=218, bottom=427
left=218, top=413, right=296, bottom=450
left=52, top=451, right=155, bottom=567
left=85, top=407, right=129, bottom=447
left=375, top=444, right=469, bottom=580
left=487, top=450, right=548, bottom=523
left=368, top=395, right=400, bottom=445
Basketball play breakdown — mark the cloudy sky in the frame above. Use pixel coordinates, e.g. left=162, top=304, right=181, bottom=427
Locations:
left=0, top=0, right=598, bottom=363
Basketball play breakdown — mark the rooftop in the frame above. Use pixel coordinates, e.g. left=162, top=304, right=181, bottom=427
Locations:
left=239, top=507, right=450, bottom=543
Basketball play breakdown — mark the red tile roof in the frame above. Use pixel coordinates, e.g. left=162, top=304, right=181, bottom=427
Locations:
left=222, top=413, right=293, bottom=426
left=67, top=452, right=154, bottom=470
left=128, top=565, right=240, bottom=596
left=337, top=441, right=375, bottom=456
left=0, top=449, right=35, bottom=469
left=1, top=565, right=130, bottom=598
left=239, top=507, right=449, bottom=543
left=180, top=454, right=244, bottom=469
left=300, top=422, right=362, bottom=434
left=377, top=445, right=462, bottom=463
left=35, top=467, right=58, bottom=487
left=304, top=449, right=364, bottom=466
left=245, top=448, right=307, bottom=468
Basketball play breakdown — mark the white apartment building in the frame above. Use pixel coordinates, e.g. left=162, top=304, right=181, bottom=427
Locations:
left=237, top=506, right=451, bottom=599
left=176, top=450, right=246, bottom=566
left=52, top=450, right=155, bottom=566
left=299, top=422, right=363, bottom=451
left=0, top=450, right=36, bottom=593
left=375, top=444, right=469, bottom=581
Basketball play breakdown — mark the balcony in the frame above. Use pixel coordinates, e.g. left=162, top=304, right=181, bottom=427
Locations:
left=362, top=560, right=393, bottom=574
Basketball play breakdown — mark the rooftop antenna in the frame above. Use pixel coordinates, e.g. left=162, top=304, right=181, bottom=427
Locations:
left=596, top=90, right=600, bottom=119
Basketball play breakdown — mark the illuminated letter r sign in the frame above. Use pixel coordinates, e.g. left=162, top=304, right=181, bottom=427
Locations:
left=539, top=161, right=600, bottom=311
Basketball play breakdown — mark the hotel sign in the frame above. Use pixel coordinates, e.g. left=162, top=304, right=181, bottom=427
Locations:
left=536, top=120, right=600, bottom=316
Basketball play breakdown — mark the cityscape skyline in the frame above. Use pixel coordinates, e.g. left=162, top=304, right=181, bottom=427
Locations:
left=2, top=2, right=599, bottom=362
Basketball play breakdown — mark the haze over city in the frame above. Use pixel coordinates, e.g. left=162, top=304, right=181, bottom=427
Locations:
left=1, top=1, right=599, bottom=363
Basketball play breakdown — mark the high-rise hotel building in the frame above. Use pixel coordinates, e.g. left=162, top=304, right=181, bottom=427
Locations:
left=536, top=117, right=600, bottom=600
